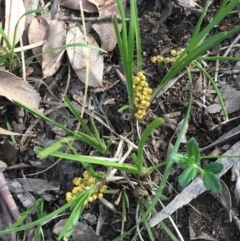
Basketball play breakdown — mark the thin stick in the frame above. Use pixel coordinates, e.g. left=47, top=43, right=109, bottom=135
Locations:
left=0, top=172, right=20, bottom=221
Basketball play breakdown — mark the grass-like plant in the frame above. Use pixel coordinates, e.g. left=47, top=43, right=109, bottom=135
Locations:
left=0, top=8, right=45, bottom=71
left=113, top=0, right=142, bottom=115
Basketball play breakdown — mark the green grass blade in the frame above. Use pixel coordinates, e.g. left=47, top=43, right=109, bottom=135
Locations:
left=35, top=136, right=77, bottom=159
left=152, top=25, right=240, bottom=100
left=136, top=118, right=165, bottom=172
left=58, top=191, right=91, bottom=240
left=0, top=27, right=12, bottom=51
left=34, top=146, right=141, bottom=174
left=10, top=8, right=45, bottom=60
left=63, top=96, right=93, bottom=137
left=134, top=0, right=142, bottom=71
left=190, top=0, right=212, bottom=40
left=0, top=197, right=79, bottom=235
left=16, top=101, right=101, bottom=149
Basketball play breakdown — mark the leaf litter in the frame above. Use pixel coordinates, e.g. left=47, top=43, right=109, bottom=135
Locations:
left=0, top=0, right=239, bottom=240
left=42, top=19, right=66, bottom=78
left=66, top=23, right=104, bottom=87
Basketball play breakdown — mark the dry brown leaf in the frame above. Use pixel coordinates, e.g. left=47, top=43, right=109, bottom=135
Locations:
left=42, top=19, right=66, bottom=78
left=90, top=0, right=126, bottom=52
left=53, top=219, right=98, bottom=241
left=66, top=23, right=103, bottom=87
left=28, top=16, right=48, bottom=62
left=60, top=0, right=98, bottom=12
left=0, top=70, right=40, bottom=110
left=4, top=0, right=26, bottom=47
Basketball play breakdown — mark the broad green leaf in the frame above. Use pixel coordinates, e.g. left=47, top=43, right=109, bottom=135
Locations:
left=203, top=162, right=223, bottom=174
left=186, top=138, right=200, bottom=165
left=202, top=172, right=221, bottom=193
left=178, top=166, right=199, bottom=188
left=171, top=154, right=189, bottom=169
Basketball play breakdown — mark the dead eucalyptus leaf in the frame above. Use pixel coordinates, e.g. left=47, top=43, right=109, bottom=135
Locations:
left=91, top=0, right=126, bottom=52
left=53, top=219, right=98, bottom=241
left=3, top=0, right=26, bottom=47
left=0, top=70, right=40, bottom=110
left=42, top=19, right=66, bottom=78
left=28, top=16, right=48, bottom=62
left=60, top=0, right=98, bottom=12
left=66, top=23, right=103, bottom=87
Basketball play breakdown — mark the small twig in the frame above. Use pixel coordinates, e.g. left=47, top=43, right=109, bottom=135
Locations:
left=0, top=172, right=20, bottom=221
left=223, top=33, right=240, bottom=57
left=58, top=15, right=132, bottom=22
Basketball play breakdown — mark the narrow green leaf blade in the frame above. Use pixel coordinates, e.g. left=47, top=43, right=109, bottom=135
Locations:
left=202, top=172, right=221, bottom=193
left=137, top=118, right=164, bottom=172
left=203, top=162, right=223, bottom=174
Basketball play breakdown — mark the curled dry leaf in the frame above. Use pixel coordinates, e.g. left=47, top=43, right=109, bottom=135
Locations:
left=3, top=0, right=26, bottom=47
left=0, top=70, right=40, bottom=111
left=28, top=16, right=48, bottom=62
left=91, top=0, right=126, bottom=52
left=66, top=23, right=103, bottom=87
left=42, top=19, right=66, bottom=78
left=60, top=0, right=98, bottom=12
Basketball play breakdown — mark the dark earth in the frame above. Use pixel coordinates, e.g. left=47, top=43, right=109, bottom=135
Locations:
left=1, top=0, right=240, bottom=240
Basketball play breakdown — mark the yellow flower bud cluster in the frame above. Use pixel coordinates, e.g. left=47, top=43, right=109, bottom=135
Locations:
left=133, top=72, right=152, bottom=120
left=151, top=49, right=185, bottom=64
left=66, top=171, right=107, bottom=204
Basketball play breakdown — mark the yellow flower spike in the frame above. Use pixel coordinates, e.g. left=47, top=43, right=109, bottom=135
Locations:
left=156, top=55, right=163, bottom=62
left=137, top=72, right=143, bottom=78
left=87, top=177, right=95, bottom=185
left=134, top=113, right=140, bottom=119
left=136, top=85, right=142, bottom=92
left=98, top=193, right=103, bottom=199
left=140, top=75, right=146, bottom=81
left=142, top=90, right=148, bottom=95
left=88, top=196, right=94, bottom=202
left=136, top=92, right=142, bottom=98
left=148, top=88, right=152, bottom=94
left=145, top=102, right=150, bottom=107
left=73, top=177, right=82, bottom=186
left=134, top=76, right=140, bottom=83
left=66, top=196, right=72, bottom=202
left=134, top=97, right=140, bottom=103
left=141, top=100, right=147, bottom=106
left=92, top=193, right=98, bottom=200
left=140, top=81, right=146, bottom=87
left=171, top=49, right=177, bottom=57
left=72, top=187, right=80, bottom=194
left=137, top=110, right=144, bottom=115
left=151, top=56, right=157, bottom=63
left=164, top=57, right=170, bottom=63
left=144, top=95, right=151, bottom=101
left=83, top=171, right=89, bottom=179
